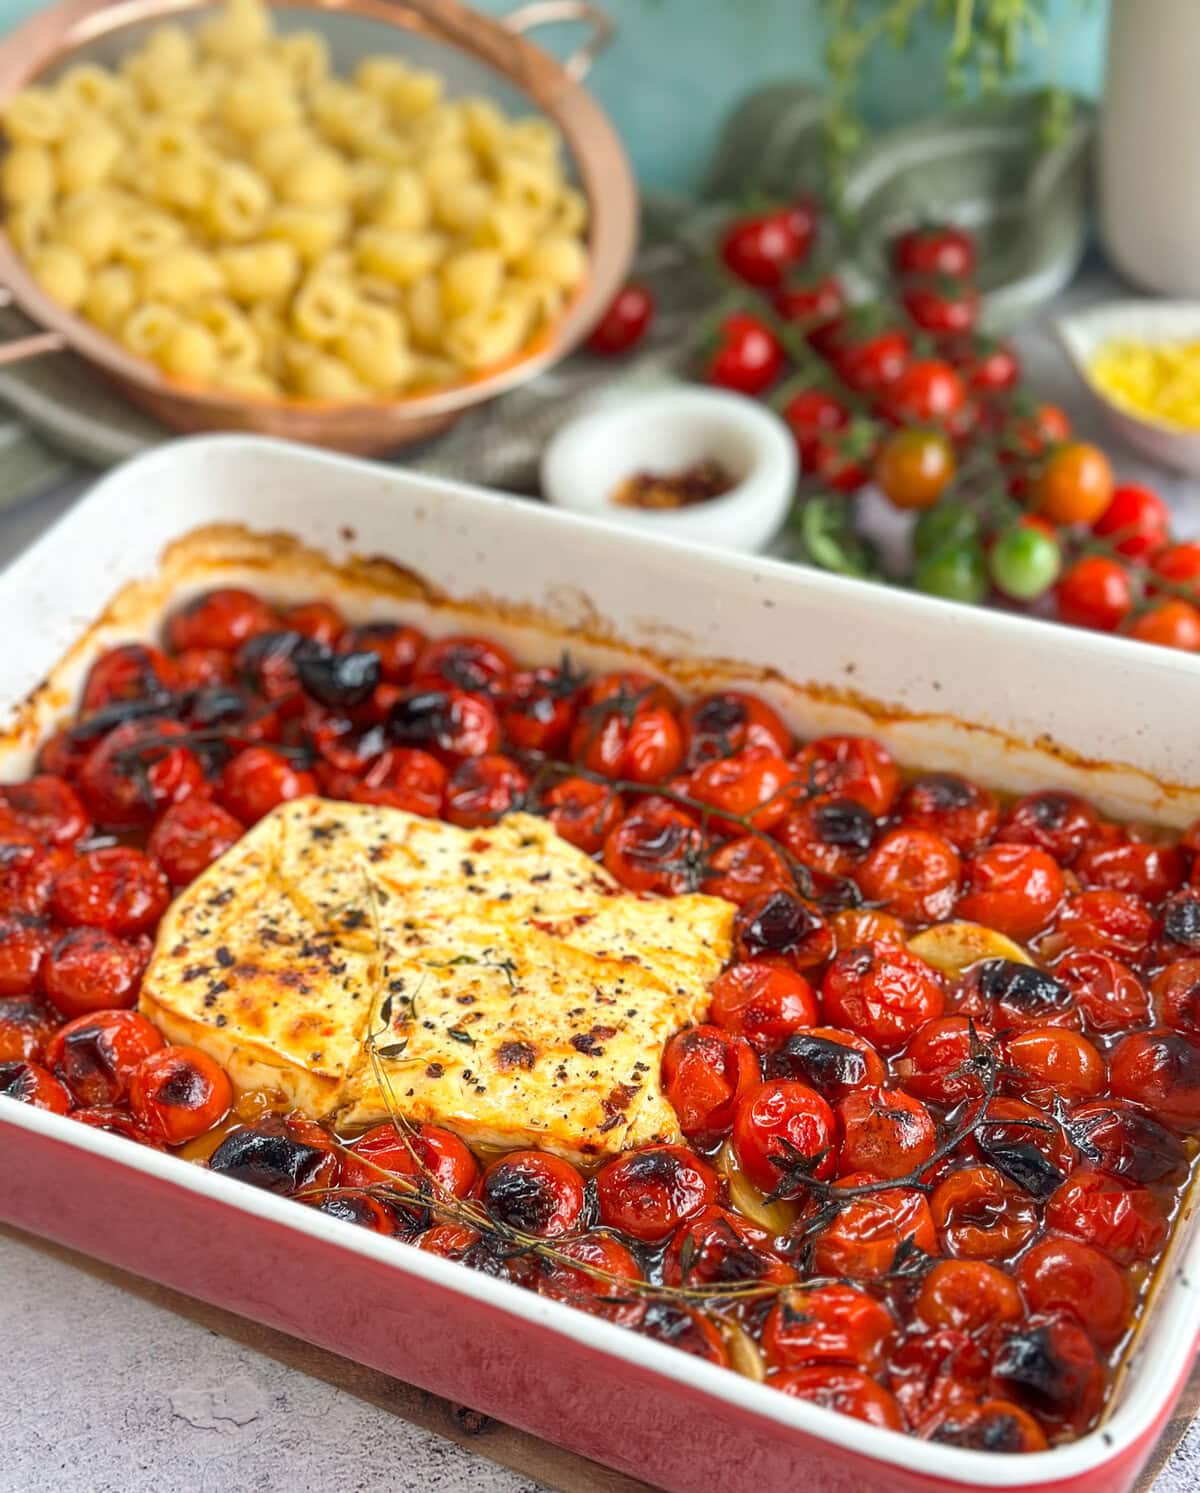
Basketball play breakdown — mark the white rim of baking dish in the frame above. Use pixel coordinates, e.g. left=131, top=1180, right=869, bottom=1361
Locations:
left=1, top=433, right=1199, bottom=1485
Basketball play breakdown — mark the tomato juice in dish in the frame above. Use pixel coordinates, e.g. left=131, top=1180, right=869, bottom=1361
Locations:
left=3, top=581, right=1200, bottom=1455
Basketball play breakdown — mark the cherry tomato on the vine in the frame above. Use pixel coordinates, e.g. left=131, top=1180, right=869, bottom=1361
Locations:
left=874, top=428, right=956, bottom=511
left=891, top=224, right=976, bottom=281
left=706, top=313, right=785, bottom=395
left=1056, top=556, right=1134, bottom=632
left=585, top=282, right=655, bottom=355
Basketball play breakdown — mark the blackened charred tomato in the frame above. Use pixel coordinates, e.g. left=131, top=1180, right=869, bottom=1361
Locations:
left=594, top=1144, right=720, bottom=1243
left=765, top=1027, right=887, bottom=1102
left=542, top=776, right=624, bottom=855
left=990, top=1312, right=1105, bottom=1437
left=43, top=1009, right=164, bottom=1107
left=732, top=888, right=833, bottom=971
left=0, top=1059, right=70, bottom=1113
left=637, top=1301, right=730, bottom=1367
left=775, top=797, right=876, bottom=882
left=480, top=1151, right=588, bottom=1238
left=569, top=672, right=683, bottom=784
left=896, top=773, right=998, bottom=852
left=128, top=1044, right=234, bottom=1145
left=209, top=1113, right=342, bottom=1195
left=343, top=622, right=425, bottom=685
left=954, top=959, right=1077, bottom=1031
left=680, top=691, right=791, bottom=767
left=996, top=790, right=1101, bottom=865
left=662, top=1204, right=795, bottom=1290
left=79, top=718, right=206, bottom=828
left=82, top=643, right=178, bottom=713
left=662, top=1023, right=760, bottom=1140
left=792, top=735, right=899, bottom=818
left=386, top=687, right=502, bottom=763
left=305, top=1192, right=398, bottom=1236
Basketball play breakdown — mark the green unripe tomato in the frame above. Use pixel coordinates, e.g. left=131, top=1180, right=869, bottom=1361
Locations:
left=989, top=523, right=1062, bottom=602
left=914, top=541, right=988, bottom=604
left=913, top=503, right=980, bottom=562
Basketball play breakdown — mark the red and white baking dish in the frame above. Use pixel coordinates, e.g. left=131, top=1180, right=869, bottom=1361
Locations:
left=1, top=434, right=1199, bottom=1493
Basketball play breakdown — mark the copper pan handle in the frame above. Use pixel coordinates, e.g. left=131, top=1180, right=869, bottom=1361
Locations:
left=502, top=1, right=615, bottom=82
left=0, top=287, right=64, bottom=367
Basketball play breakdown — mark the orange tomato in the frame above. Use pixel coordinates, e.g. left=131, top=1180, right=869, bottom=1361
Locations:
left=1035, top=442, right=1114, bottom=525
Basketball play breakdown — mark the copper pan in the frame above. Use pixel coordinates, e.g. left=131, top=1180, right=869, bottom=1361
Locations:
left=0, top=0, right=636, bottom=453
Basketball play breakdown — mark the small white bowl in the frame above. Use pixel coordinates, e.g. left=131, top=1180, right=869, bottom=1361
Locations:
left=1058, top=299, right=1200, bottom=475
left=540, top=388, right=797, bottom=552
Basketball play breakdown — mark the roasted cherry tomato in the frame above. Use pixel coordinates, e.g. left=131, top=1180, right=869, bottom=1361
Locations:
left=72, top=1105, right=163, bottom=1147
left=148, top=796, right=245, bottom=886
left=0, top=915, right=53, bottom=996
left=443, top=753, right=530, bottom=827
left=996, top=789, right=1100, bottom=864
left=0, top=997, right=57, bottom=1064
left=732, top=1079, right=838, bottom=1195
left=637, top=1302, right=730, bottom=1366
left=1045, top=1170, right=1166, bottom=1266
left=51, top=847, right=170, bottom=937
left=897, top=774, right=998, bottom=852
left=1055, top=951, right=1149, bottom=1035
left=167, top=588, right=280, bottom=653
left=930, top=1164, right=1039, bottom=1260
left=810, top=1176, right=935, bottom=1280
left=1075, top=837, right=1184, bottom=900
left=129, top=1044, right=234, bottom=1145
left=662, top=1023, right=760, bottom=1139
left=585, top=282, right=655, bottom=355
left=79, top=718, right=206, bottom=828
left=1015, top=1235, right=1130, bottom=1348
left=921, top=1397, right=1048, bottom=1453
left=683, top=750, right=795, bottom=836
left=992, top=1310, right=1105, bottom=1437
left=765, top=1026, right=887, bottom=1102
left=82, top=643, right=178, bottom=713
left=480, top=1151, right=587, bottom=1238
left=603, top=802, right=704, bottom=896
left=595, top=1143, right=719, bottom=1243
left=955, top=843, right=1065, bottom=941
left=1068, top=1100, right=1188, bottom=1186
left=413, top=635, right=514, bottom=696
left=219, top=745, right=317, bottom=825
left=386, top=687, right=502, bottom=762
left=542, top=776, right=624, bottom=855
left=534, top=1234, right=645, bottom=1326
left=891, top=224, right=976, bottom=280
left=209, top=1114, right=342, bottom=1195
left=762, top=1282, right=896, bottom=1374
left=680, top=690, right=791, bottom=767
left=41, top=926, right=148, bottom=1019
left=1003, top=1027, right=1105, bottom=1108
left=771, top=1367, right=903, bottom=1430
left=775, top=798, right=876, bottom=882
left=821, top=942, right=945, bottom=1053
left=732, top=888, right=833, bottom=971
left=343, top=622, right=425, bottom=685
left=1109, top=1028, right=1200, bottom=1130
left=793, top=735, right=899, bottom=817
left=896, top=1016, right=995, bottom=1105
left=838, top=1085, right=936, bottom=1179
left=44, top=1008, right=164, bottom=1106
left=0, top=775, right=90, bottom=845
left=1053, top=890, right=1155, bottom=962
left=342, top=1121, right=479, bottom=1200
left=347, top=747, right=447, bottom=817
left=700, top=834, right=790, bottom=906
left=916, top=1259, right=1023, bottom=1334
left=570, top=672, right=683, bottom=784
left=501, top=664, right=583, bottom=755
left=856, top=827, right=961, bottom=924
left=0, top=1059, right=70, bottom=1113
left=662, top=1204, right=794, bottom=1291
left=709, top=961, right=819, bottom=1053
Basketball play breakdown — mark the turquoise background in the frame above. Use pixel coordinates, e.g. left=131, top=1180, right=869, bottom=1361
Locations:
left=0, top=0, right=1110, bottom=190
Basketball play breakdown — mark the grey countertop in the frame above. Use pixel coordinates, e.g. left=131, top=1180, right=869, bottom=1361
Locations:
left=2, top=266, right=1199, bottom=1493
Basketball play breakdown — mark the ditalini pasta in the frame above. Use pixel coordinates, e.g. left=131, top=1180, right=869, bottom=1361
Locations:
left=0, top=0, right=589, bottom=400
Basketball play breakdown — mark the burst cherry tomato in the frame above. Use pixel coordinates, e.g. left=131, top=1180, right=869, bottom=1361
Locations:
left=1055, top=951, right=1149, bottom=1034
left=1109, top=1028, right=1200, bottom=1130
left=709, top=961, right=819, bottom=1052
left=884, top=359, right=965, bottom=426
left=775, top=798, right=876, bottom=882
left=1053, top=890, right=1155, bottom=961
left=856, top=827, right=961, bottom=924
left=838, top=1085, right=936, bottom=1179
left=930, top=1164, right=1039, bottom=1260
left=585, top=282, right=655, bottom=355
left=793, top=735, right=899, bottom=817
left=762, top=1282, right=896, bottom=1374
left=79, top=718, right=206, bottom=828
left=680, top=691, right=791, bottom=767
left=603, top=802, right=704, bottom=896
left=167, top=588, right=280, bottom=653
left=811, top=1176, right=935, bottom=1280
left=638, top=1302, right=730, bottom=1366
left=0, top=915, right=52, bottom=996
left=916, top=1259, right=1022, bottom=1334
left=219, top=746, right=316, bottom=825
left=570, top=672, right=682, bottom=784
left=343, top=622, right=425, bottom=684
left=1092, top=483, right=1169, bottom=559
left=1004, top=1027, right=1105, bottom=1108
left=732, top=1079, right=838, bottom=1195
left=82, top=643, right=178, bottom=713
left=772, top=1367, right=904, bottom=1429
left=480, top=1151, right=586, bottom=1238
left=894, top=1016, right=994, bottom=1105
left=700, top=834, right=790, bottom=906
left=413, top=635, right=514, bottom=696
left=892, top=224, right=976, bottom=280
left=662, top=1204, right=794, bottom=1291
left=822, top=941, right=945, bottom=1053
left=0, top=1060, right=69, bottom=1113
left=501, top=665, right=582, bottom=755
left=346, top=747, right=446, bottom=816
left=897, top=774, right=998, bottom=851
left=0, top=997, right=56, bottom=1064
left=1076, top=837, right=1184, bottom=900
left=920, top=1398, right=1048, bottom=1452
left=535, top=1235, right=645, bottom=1326
left=0, top=843, right=69, bottom=918
left=0, top=775, right=89, bottom=845
left=129, top=1044, right=233, bottom=1145
left=874, top=428, right=956, bottom=511
left=706, top=313, right=785, bottom=395
left=990, top=1312, right=1104, bottom=1437
left=662, top=1023, right=760, bottom=1139
left=148, top=796, right=244, bottom=886
left=386, top=687, right=502, bottom=762
left=539, top=776, right=622, bottom=854
left=996, top=789, right=1100, bottom=864
left=342, top=1121, right=479, bottom=1198
left=444, top=754, right=529, bottom=827
left=595, top=1143, right=719, bottom=1243
left=44, top=1008, right=164, bottom=1106
left=51, top=847, right=170, bottom=937
left=902, top=279, right=980, bottom=336
left=1045, top=1170, right=1166, bottom=1265
left=956, top=843, right=1065, bottom=941
left=1015, top=1235, right=1130, bottom=1348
